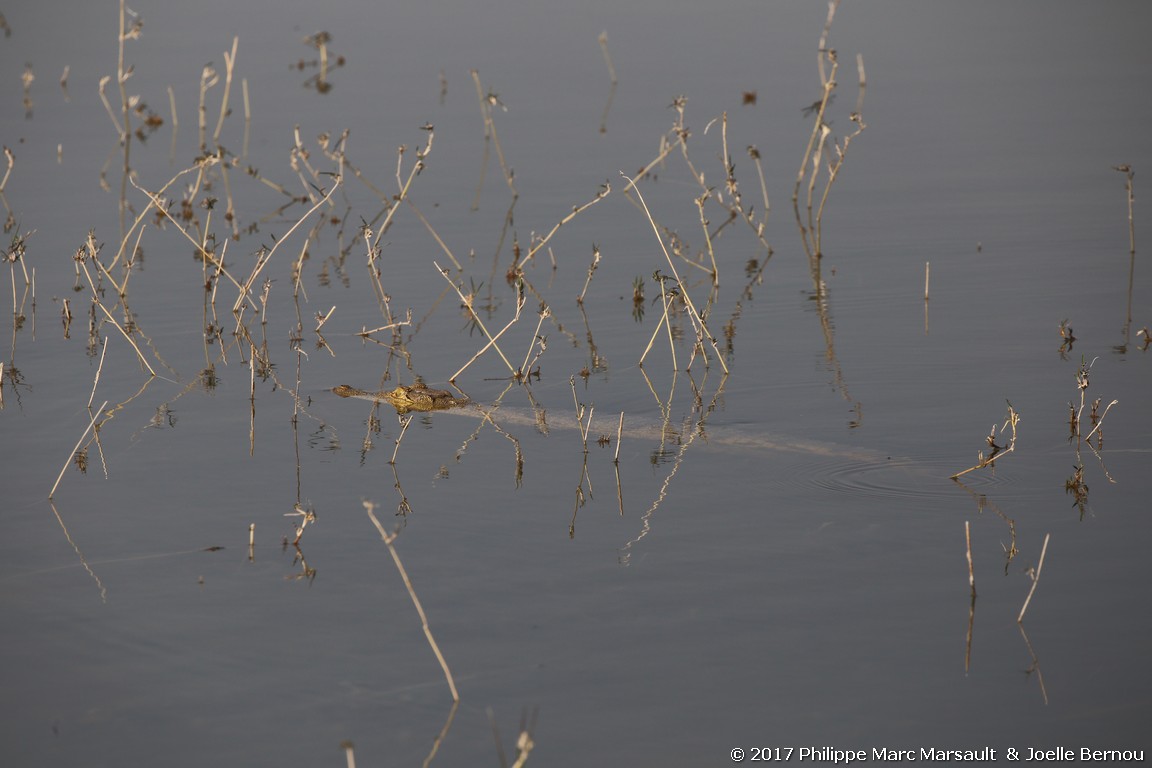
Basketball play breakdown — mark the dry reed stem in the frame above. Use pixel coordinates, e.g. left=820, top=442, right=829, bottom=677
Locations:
left=518, top=305, right=550, bottom=377
left=0, top=145, right=13, bottom=192
left=314, top=305, right=335, bottom=332
left=407, top=198, right=463, bottom=271
left=284, top=503, right=316, bottom=546
left=198, top=63, right=218, bottom=151
left=577, top=246, right=601, bottom=303
left=717, top=113, right=772, bottom=253
left=87, top=337, right=109, bottom=410
left=166, top=85, right=178, bottom=156
left=638, top=281, right=673, bottom=369
left=950, top=402, right=1019, bottom=479
left=438, top=262, right=522, bottom=380
left=241, top=78, right=251, bottom=157
left=367, top=127, right=435, bottom=252
left=1112, top=164, right=1135, bottom=256
left=49, top=400, right=108, bottom=499
left=1083, top=399, right=1118, bottom=444
left=569, top=376, right=594, bottom=451
left=614, top=411, right=624, bottom=463
left=126, top=170, right=248, bottom=301
left=470, top=70, right=517, bottom=203
left=694, top=192, right=720, bottom=283
left=516, top=183, right=611, bottom=273
left=598, top=31, right=617, bottom=84
left=965, top=520, right=975, bottom=597
left=621, top=172, right=729, bottom=373
left=817, top=0, right=840, bottom=85
left=98, top=76, right=122, bottom=138
left=363, top=499, right=460, bottom=701
left=76, top=251, right=156, bottom=376
left=289, top=126, right=322, bottom=194
left=855, top=53, right=867, bottom=113
left=793, top=54, right=837, bottom=208
left=747, top=145, right=771, bottom=224
left=232, top=178, right=341, bottom=315
left=814, top=112, right=866, bottom=239
left=212, top=36, right=239, bottom=146
left=322, top=134, right=389, bottom=203
left=391, top=414, right=412, bottom=465
left=1018, top=533, right=1050, bottom=623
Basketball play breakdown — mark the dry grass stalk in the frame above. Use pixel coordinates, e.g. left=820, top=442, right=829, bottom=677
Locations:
left=364, top=126, right=435, bottom=254
left=0, top=145, right=13, bottom=192
left=638, top=272, right=678, bottom=370
left=1017, top=533, right=1050, bottom=623
left=716, top=112, right=772, bottom=255
left=390, top=414, right=413, bottom=465
left=406, top=198, right=463, bottom=272
left=965, top=520, right=975, bottom=597
left=518, top=304, right=550, bottom=378
left=570, top=375, right=594, bottom=451
left=1069, top=357, right=1118, bottom=448
left=285, top=503, right=316, bottom=546
left=614, top=411, right=624, bottom=463
left=813, top=110, right=866, bottom=242
left=241, top=78, right=251, bottom=156
left=126, top=166, right=248, bottom=302
left=363, top=499, right=460, bottom=702
left=621, top=172, right=729, bottom=373
left=950, top=401, right=1019, bottom=479
left=87, top=337, right=109, bottom=409
left=792, top=5, right=867, bottom=260
left=49, top=401, right=108, bottom=499
left=439, top=263, right=524, bottom=381
left=470, top=69, right=517, bottom=206
left=212, top=37, right=239, bottom=146
left=166, top=85, right=178, bottom=158
left=73, top=237, right=157, bottom=377
left=598, top=31, right=617, bottom=85
left=231, top=177, right=341, bottom=315
left=1112, top=164, right=1135, bottom=257
left=577, top=245, right=601, bottom=303
left=198, top=63, right=218, bottom=151
left=512, top=182, right=611, bottom=276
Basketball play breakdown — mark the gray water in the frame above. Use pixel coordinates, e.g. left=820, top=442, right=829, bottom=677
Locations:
left=2, top=1, right=1150, bottom=765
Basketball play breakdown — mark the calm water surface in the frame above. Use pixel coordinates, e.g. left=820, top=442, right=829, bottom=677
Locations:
left=2, top=1, right=1150, bottom=765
